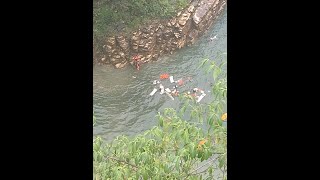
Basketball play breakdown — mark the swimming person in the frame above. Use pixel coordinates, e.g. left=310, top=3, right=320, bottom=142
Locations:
left=132, top=55, right=141, bottom=70
left=136, top=61, right=140, bottom=70
left=177, top=79, right=184, bottom=86
left=159, top=84, right=165, bottom=94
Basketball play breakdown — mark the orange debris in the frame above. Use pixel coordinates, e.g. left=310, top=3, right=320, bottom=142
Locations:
left=221, top=113, right=227, bottom=121
left=160, top=74, right=169, bottom=79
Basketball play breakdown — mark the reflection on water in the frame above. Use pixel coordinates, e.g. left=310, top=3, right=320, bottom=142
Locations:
left=93, top=9, right=227, bottom=141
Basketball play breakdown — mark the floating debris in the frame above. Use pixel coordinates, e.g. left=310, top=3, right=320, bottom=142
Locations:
left=165, top=88, right=171, bottom=93
left=169, top=76, right=175, bottom=83
left=149, top=74, right=207, bottom=103
left=160, top=74, right=169, bottom=79
left=210, top=35, right=217, bottom=41
left=149, top=88, right=157, bottom=96
left=165, top=91, right=174, bottom=100
left=197, top=93, right=206, bottom=103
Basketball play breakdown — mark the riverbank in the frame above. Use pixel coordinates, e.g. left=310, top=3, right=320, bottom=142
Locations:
left=93, top=0, right=227, bottom=68
left=93, top=0, right=190, bottom=38
left=93, top=0, right=190, bottom=63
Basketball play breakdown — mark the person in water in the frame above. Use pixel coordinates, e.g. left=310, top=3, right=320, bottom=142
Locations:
left=192, top=88, right=198, bottom=93
left=192, top=88, right=199, bottom=97
left=153, top=80, right=160, bottom=85
left=191, top=88, right=205, bottom=98
left=171, top=85, right=179, bottom=96
left=136, top=61, right=140, bottom=70
left=173, top=90, right=179, bottom=96
left=177, top=79, right=184, bottom=86
left=132, top=55, right=141, bottom=70
left=159, top=84, right=165, bottom=94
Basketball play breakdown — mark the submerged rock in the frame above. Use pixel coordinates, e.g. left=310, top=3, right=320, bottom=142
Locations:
left=115, top=61, right=127, bottom=68
left=178, top=12, right=191, bottom=26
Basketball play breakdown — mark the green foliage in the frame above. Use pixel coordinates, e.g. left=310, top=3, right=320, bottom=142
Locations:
left=93, top=0, right=189, bottom=39
left=93, top=57, right=227, bottom=179
left=94, top=111, right=216, bottom=179
left=178, top=57, right=227, bottom=179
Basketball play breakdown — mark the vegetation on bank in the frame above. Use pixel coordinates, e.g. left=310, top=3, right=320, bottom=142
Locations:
left=93, top=0, right=190, bottom=41
left=93, top=56, right=227, bottom=179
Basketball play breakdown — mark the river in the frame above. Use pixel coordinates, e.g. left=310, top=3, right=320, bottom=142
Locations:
left=93, top=9, right=227, bottom=141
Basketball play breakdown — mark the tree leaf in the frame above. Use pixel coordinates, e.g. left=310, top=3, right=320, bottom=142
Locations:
left=199, top=58, right=209, bottom=69
left=213, top=67, right=220, bottom=81
left=142, top=168, right=148, bottom=180
left=221, top=113, right=227, bottom=121
left=183, top=130, right=189, bottom=143
left=219, top=156, right=226, bottom=169
left=208, top=116, right=213, bottom=126
left=159, top=117, right=164, bottom=127
left=94, top=151, right=98, bottom=161
left=175, top=157, right=180, bottom=170
left=208, top=166, right=213, bottom=176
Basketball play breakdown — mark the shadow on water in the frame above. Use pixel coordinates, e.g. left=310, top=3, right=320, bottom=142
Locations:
left=93, top=9, right=227, bottom=141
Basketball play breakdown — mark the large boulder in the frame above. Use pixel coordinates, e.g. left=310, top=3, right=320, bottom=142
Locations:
left=116, top=36, right=129, bottom=52
left=178, top=12, right=191, bottom=26
left=193, top=0, right=217, bottom=25
left=115, top=61, right=127, bottom=68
